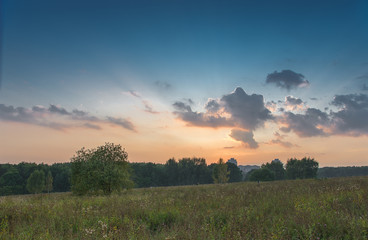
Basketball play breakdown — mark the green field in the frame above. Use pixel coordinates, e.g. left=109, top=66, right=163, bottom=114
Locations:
left=1, top=177, right=368, bottom=239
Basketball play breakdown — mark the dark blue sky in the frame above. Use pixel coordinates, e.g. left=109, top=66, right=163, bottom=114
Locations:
left=2, top=0, right=367, bottom=104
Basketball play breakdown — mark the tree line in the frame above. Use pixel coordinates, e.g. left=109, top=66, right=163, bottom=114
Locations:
left=0, top=162, right=70, bottom=196
left=0, top=144, right=242, bottom=196
left=1, top=143, right=368, bottom=196
left=245, top=158, right=319, bottom=182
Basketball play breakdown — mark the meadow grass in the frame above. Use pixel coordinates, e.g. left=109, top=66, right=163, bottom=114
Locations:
left=1, top=177, right=368, bottom=239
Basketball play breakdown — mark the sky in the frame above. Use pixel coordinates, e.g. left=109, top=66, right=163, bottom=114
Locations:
left=1, top=0, right=368, bottom=166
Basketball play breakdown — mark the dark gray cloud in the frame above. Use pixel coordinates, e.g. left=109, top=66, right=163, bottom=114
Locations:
left=173, top=87, right=272, bottom=131
left=229, top=129, right=259, bottom=149
left=72, top=109, right=88, bottom=116
left=173, top=101, right=192, bottom=112
left=221, top=87, right=273, bottom=130
left=173, top=89, right=368, bottom=145
left=266, top=70, right=310, bottom=91
left=106, top=117, right=136, bottom=132
left=0, top=104, right=36, bottom=123
left=280, top=108, right=330, bottom=137
left=32, top=105, right=47, bottom=112
left=330, top=94, right=368, bottom=135
left=205, top=99, right=221, bottom=113
left=310, top=97, right=318, bottom=101
left=49, top=104, right=71, bottom=115
left=173, top=101, right=230, bottom=128
left=71, top=109, right=99, bottom=121
left=286, top=96, right=303, bottom=105
left=0, top=103, right=136, bottom=132
left=332, top=94, right=368, bottom=110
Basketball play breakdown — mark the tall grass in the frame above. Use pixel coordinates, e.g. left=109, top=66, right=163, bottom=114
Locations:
left=1, top=177, right=367, bottom=239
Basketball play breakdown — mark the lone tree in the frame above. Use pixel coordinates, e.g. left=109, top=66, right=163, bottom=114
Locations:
left=286, top=157, right=319, bottom=179
left=212, top=158, right=229, bottom=184
left=71, top=143, right=133, bottom=195
left=26, top=170, right=45, bottom=194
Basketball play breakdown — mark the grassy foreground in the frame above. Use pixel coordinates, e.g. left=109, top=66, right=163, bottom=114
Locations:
left=1, top=177, right=368, bottom=239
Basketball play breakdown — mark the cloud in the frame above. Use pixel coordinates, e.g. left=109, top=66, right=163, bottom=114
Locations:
left=265, top=101, right=278, bottom=112
left=183, top=98, right=194, bottom=105
left=221, top=87, right=273, bottom=130
left=330, top=93, right=368, bottom=135
left=83, top=123, right=102, bottom=130
left=280, top=108, right=330, bottom=137
left=229, top=129, right=259, bottom=149
left=269, top=139, right=295, bottom=148
left=278, top=95, right=368, bottom=137
left=173, top=101, right=230, bottom=128
left=0, top=103, right=136, bottom=132
left=205, top=99, right=221, bottom=113
left=142, top=100, right=159, bottom=114
left=173, top=87, right=272, bottom=131
left=106, top=117, right=136, bottom=131
left=48, top=104, right=71, bottom=115
left=266, top=70, right=310, bottom=91
left=71, top=109, right=99, bottom=121
left=285, top=96, right=303, bottom=106
left=284, top=96, right=305, bottom=111
left=173, top=101, right=192, bottom=112
left=268, top=132, right=298, bottom=148
left=127, top=90, right=159, bottom=114
left=128, top=90, right=141, bottom=98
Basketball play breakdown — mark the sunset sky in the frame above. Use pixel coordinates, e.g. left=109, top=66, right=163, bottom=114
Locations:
left=1, top=0, right=368, bottom=166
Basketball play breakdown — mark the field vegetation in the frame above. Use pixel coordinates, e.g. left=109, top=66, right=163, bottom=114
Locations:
left=1, top=176, right=368, bottom=239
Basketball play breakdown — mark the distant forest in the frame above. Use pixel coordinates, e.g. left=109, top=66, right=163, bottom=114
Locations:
left=1, top=160, right=368, bottom=196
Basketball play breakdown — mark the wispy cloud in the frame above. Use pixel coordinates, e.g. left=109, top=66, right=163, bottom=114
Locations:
left=106, top=117, right=136, bottom=132
left=0, top=103, right=136, bottom=132
left=267, top=132, right=298, bottom=148
left=126, top=90, right=160, bottom=114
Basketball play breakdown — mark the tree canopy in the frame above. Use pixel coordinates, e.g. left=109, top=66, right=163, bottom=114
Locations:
left=262, top=159, right=285, bottom=180
left=71, top=143, right=133, bottom=195
left=212, top=158, right=229, bottom=184
left=26, top=170, right=45, bottom=194
left=249, top=168, right=275, bottom=182
left=286, top=157, right=319, bottom=179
